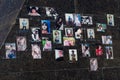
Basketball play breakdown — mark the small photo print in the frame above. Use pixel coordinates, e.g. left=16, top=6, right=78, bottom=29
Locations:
left=107, top=14, right=114, bottom=26
left=96, top=23, right=107, bottom=32
left=90, top=58, right=98, bottom=71
left=5, top=43, right=16, bottom=59
left=96, top=45, right=103, bottom=56
left=28, top=6, right=41, bottom=16
left=19, top=18, right=29, bottom=30
left=41, top=20, right=51, bottom=34
left=65, top=13, right=74, bottom=26
left=55, top=17, right=64, bottom=30
left=81, top=44, right=90, bottom=57
left=73, top=14, right=81, bottom=27
left=42, top=37, right=52, bottom=51
left=63, top=37, right=75, bottom=46
left=102, top=36, right=112, bottom=45
left=65, top=28, right=73, bottom=37
left=16, top=36, right=27, bottom=51
left=69, top=49, right=78, bottom=63
left=31, top=27, right=41, bottom=42
left=87, top=29, right=95, bottom=39
left=53, top=30, right=62, bottom=44
left=55, top=49, right=64, bottom=61
left=75, top=28, right=83, bottom=39
left=31, top=44, right=41, bottom=59
left=81, top=16, right=93, bottom=25
left=105, top=46, right=114, bottom=59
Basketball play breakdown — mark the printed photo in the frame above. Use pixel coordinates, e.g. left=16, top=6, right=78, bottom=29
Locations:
left=75, top=28, right=83, bottom=39
left=96, top=45, right=103, bottom=56
left=96, top=23, right=107, bottom=32
left=107, top=14, right=114, bottom=26
left=55, top=49, right=64, bottom=61
left=42, top=37, right=52, bottom=51
left=19, top=18, right=29, bottom=30
left=105, top=46, right=114, bottom=59
left=102, top=36, right=112, bottom=45
left=81, top=44, right=90, bottom=57
left=87, top=29, right=95, bottom=39
left=90, top=58, right=98, bottom=71
left=53, top=30, right=62, bottom=44
left=16, top=36, right=27, bottom=51
left=5, top=43, right=16, bottom=59
left=69, top=49, right=78, bottom=63
left=31, top=27, right=41, bottom=42
left=65, top=13, right=74, bottom=26
left=28, top=6, right=41, bottom=16
left=73, top=14, right=81, bottom=27
left=63, top=37, right=75, bottom=46
left=65, top=28, right=73, bottom=37
left=31, top=44, right=41, bottom=59
left=81, top=16, right=93, bottom=25
left=55, top=17, right=64, bottom=30
left=41, top=20, right=51, bottom=34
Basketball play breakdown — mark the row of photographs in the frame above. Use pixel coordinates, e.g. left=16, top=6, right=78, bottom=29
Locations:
left=26, top=6, right=115, bottom=27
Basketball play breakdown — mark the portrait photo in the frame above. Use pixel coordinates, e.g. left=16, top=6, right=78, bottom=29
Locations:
left=63, top=37, right=75, bottom=46
left=105, top=46, right=114, bottom=59
left=90, top=58, right=98, bottom=71
left=65, top=13, right=74, bottom=26
left=102, top=36, right=112, bottom=45
left=53, top=30, right=62, bottom=44
left=69, top=49, right=78, bottom=63
left=28, top=6, right=41, bottom=16
left=65, top=28, right=73, bottom=37
left=55, top=17, right=64, bottom=30
left=73, top=14, right=81, bottom=27
left=19, top=18, right=29, bottom=30
left=81, top=43, right=90, bottom=57
left=96, top=45, right=103, bottom=56
left=55, top=49, right=64, bottom=61
left=81, top=16, right=93, bottom=25
left=96, top=23, right=107, bottom=32
left=87, top=29, right=95, bottom=39
left=75, top=28, right=83, bottom=39
left=107, top=14, right=114, bottom=26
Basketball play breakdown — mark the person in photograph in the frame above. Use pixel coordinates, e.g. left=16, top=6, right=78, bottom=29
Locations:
left=97, top=24, right=103, bottom=32
left=106, top=36, right=112, bottom=44
left=21, top=19, right=27, bottom=30
left=70, top=50, right=77, bottom=62
left=90, top=58, right=98, bottom=71
left=66, top=28, right=73, bottom=37
left=74, top=14, right=81, bottom=26
left=55, top=50, right=63, bottom=61
left=41, top=22, right=49, bottom=34
left=32, top=44, right=41, bottom=59
left=55, top=17, right=64, bottom=30
left=31, top=29, right=41, bottom=42
left=75, top=28, right=82, bottom=39
left=96, top=45, right=103, bottom=56
left=43, top=39, right=52, bottom=51
left=17, top=37, right=26, bottom=51
left=68, top=16, right=73, bottom=25
left=106, top=47, right=113, bottom=59
left=28, top=7, right=40, bottom=16
left=64, top=37, right=75, bottom=46
left=107, top=15, right=114, bottom=26
left=53, top=31, right=61, bottom=43
left=88, top=29, right=94, bottom=39
left=82, top=16, right=92, bottom=25
left=82, top=44, right=90, bottom=57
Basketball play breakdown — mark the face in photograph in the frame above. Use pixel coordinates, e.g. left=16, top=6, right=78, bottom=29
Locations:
left=31, top=27, right=41, bottom=42
left=96, top=45, right=103, bottom=56
left=73, top=14, right=81, bottom=27
left=28, top=6, right=40, bottom=16
left=55, top=17, right=64, bottom=30
left=16, top=36, right=27, bottom=51
left=19, top=18, right=29, bottom=30
left=96, top=23, right=107, bottom=32
left=107, top=14, right=114, bottom=26
left=63, top=37, right=75, bottom=46
left=69, top=49, right=78, bottom=63
left=41, top=20, right=51, bottom=34
left=42, top=37, right=52, bottom=51
left=90, top=58, right=98, bottom=71
left=105, top=46, right=114, bottom=59
left=87, top=29, right=95, bottom=39
left=102, top=36, right=112, bottom=45
left=31, top=44, right=41, bottom=59
left=81, top=44, right=90, bottom=57
left=65, top=13, right=74, bottom=26
left=75, top=28, right=83, bottom=39
left=53, top=30, right=62, bottom=44
left=65, top=28, right=73, bottom=37
left=5, top=43, right=16, bottom=59
left=81, top=16, right=93, bottom=25
left=55, top=49, right=64, bottom=61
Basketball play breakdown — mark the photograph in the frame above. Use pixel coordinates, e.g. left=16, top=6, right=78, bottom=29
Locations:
left=105, top=46, right=114, bottom=59
left=41, top=20, right=51, bottom=34
left=55, top=17, right=64, bottom=30
left=81, top=43, right=90, bottom=57
left=5, top=43, right=16, bottom=59
left=75, top=28, right=83, bottom=39
left=63, top=37, right=75, bottom=46
left=81, top=16, right=93, bottom=25
left=96, top=23, right=107, bottom=32
left=90, top=58, right=98, bottom=71
left=96, top=45, right=103, bottom=56
left=102, top=36, right=112, bottom=45
left=16, top=36, right=27, bottom=51
left=55, top=49, right=64, bottom=61
left=65, top=28, right=73, bottom=37
left=87, top=29, right=95, bottom=39
left=73, top=14, right=81, bottom=27
left=53, top=30, right=62, bottom=44
left=42, top=37, right=52, bottom=51
left=31, top=44, right=41, bottom=59
left=65, top=13, right=74, bottom=26
left=19, top=18, right=29, bottom=30
left=69, top=49, right=78, bottom=63
left=31, top=27, right=41, bottom=42
left=107, top=14, right=114, bottom=26
left=28, top=6, right=41, bottom=16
